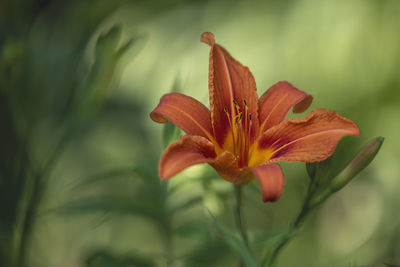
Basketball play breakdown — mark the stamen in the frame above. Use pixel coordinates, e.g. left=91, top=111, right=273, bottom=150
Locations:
left=224, top=106, right=237, bottom=155
left=239, top=113, right=243, bottom=123
left=233, top=100, right=240, bottom=114
left=244, top=114, right=252, bottom=164
left=223, top=100, right=254, bottom=167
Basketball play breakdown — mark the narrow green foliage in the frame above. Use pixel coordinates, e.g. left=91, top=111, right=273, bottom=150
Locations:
left=184, top=241, right=230, bottom=267
left=56, top=197, right=160, bottom=221
left=210, top=214, right=259, bottom=267
left=85, top=250, right=156, bottom=267
left=80, top=25, right=138, bottom=117
left=254, top=232, right=288, bottom=246
left=173, top=222, right=209, bottom=241
left=163, top=121, right=181, bottom=148
left=267, top=137, right=384, bottom=267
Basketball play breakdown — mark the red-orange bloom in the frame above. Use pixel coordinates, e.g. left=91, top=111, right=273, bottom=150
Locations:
left=150, top=32, right=360, bottom=202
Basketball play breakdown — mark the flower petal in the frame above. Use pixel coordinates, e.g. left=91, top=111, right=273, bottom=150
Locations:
left=150, top=92, right=214, bottom=140
left=159, top=135, right=216, bottom=179
left=258, top=81, right=313, bottom=134
left=210, top=151, right=254, bottom=184
left=201, top=32, right=259, bottom=146
left=252, top=109, right=360, bottom=165
left=251, top=164, right=285, bottom=202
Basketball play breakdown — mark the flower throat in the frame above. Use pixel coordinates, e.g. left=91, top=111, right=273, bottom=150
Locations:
left=224, top=99, right=252, bottom=168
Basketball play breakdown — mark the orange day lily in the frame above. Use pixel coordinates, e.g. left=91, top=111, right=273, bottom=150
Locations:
left=150, top=32, right=360, bottom=202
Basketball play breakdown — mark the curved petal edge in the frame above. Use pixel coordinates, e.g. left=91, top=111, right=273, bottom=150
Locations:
left=258, top=109, right=360, bottom=164
left=252, top=164, right=285, bottom=202
left=150, top=92, right=214, bottom=140
left=258, top=81, right=313, bottom=133
left=159, top=135, right=216, bottom=179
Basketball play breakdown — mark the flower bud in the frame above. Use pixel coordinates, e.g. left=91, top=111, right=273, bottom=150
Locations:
left=330, top=136, right=384, bottom=192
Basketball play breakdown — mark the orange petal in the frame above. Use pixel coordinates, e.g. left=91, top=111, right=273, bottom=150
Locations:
left=210, top=151, right=254, bottom=184
left=150, top=92, right=214, bottom=140
left=255, top=109, right=360, bottom=164
left=201, top=32, right=259, bottom=145
left=159, top=135, right=216, bottom=179
left=251, top=164, right=285, bottom=202
left=258, top=81, right=313, bottom=134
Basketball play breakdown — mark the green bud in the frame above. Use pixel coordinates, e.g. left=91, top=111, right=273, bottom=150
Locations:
left=330, top=136, right=384, bottom=192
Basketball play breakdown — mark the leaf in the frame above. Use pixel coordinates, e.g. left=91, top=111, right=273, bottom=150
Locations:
left=254, top=231, right=288, bottom=246
left=170, top=196, right=203, bottom=214
left=162, top=75, right=184, bottom=148
left=174, top=221, right=209, bottom=241
left=72, top=166, right=139, bottom=189
left=184, top=240, right=230, bottom=267
left=210, top=214, right=259, bottom=267
left=163, top=121, right=180, bottom=148
left=95, top=25, right=122, bottom=58
left=56, top=197, right=160, bottom=222
left=384, top=263, right=400, bottom=267
left=85, top=249, right=156, bottom=267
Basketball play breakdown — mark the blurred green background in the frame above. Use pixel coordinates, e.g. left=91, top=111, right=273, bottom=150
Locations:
left=1, top=0, right=399, bottom=266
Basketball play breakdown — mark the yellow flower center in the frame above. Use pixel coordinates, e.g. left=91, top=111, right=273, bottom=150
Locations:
left=222, top=99, right=253, bottom=168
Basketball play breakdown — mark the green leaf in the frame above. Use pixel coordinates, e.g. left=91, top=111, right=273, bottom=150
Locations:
left=56, top=197, right=160, bottom=221
left=170, top=196, right=203, bottom=214
left=174, top=221, right=210, bottom=241
left=384, top=263, right=400, bottom=267
left=254, top=231, right=288, bottom=246
left=85, top=249, right=156, bottom=267
left=72, top=166, right=139, bottom=189
left=211, top=215, right=259, bottom=267
left=162, top=121, right=180, bottom=148
left=95, top=25, right=122, bottom=58
left=184, top=240, right=230, bottom=266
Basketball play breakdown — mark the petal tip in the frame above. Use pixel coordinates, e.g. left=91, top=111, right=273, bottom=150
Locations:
left=252, top=164, right=285, bottom=203
left=293, top=94, right=313, bottom=113
left=201, top=32, right=215, bottom=46
left=150, top=110, right=167, bottom=123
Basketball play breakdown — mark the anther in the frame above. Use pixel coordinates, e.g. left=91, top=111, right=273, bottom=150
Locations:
left=243, top=99, right=247, bottom=107
left=233, top=100, right=240, bottom=114
left=224, top=106, right=229, bottom=114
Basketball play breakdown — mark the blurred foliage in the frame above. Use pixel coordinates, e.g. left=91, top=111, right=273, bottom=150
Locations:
left=1, top=0, right=399, bottom=267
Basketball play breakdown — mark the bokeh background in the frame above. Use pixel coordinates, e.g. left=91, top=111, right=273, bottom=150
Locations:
left=1, top=0, right=399, bottom=266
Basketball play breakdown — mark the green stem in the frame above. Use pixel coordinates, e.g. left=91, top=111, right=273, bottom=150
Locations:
left=234, top=184, right=249, bottom=267
left=264, top=183, right=315, bottom=267
left=10, top=118, right=78, bottom=267
left=234, top=184, right=249, bottom=259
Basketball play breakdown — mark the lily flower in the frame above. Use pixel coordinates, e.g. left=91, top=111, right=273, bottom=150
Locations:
left=150, top=32, right=360, bottom=202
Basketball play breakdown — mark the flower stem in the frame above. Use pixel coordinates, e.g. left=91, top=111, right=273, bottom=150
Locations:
left=234, top=184, right=249, bottom=248
left=264, top=183, right=315, bottom=267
